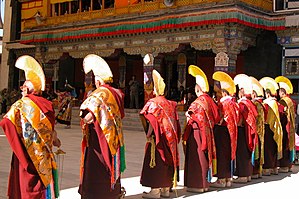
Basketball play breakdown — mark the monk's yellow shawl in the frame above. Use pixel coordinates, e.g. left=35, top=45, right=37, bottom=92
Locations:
left=264, top=97, right=283, bottom=159
left=5, top=97, right=56, bottom=187
left=80, top=86, right=124, bottom=156
left=280, top=96, right=296, bottom=151
left=253, top=100, right=265, bottom=165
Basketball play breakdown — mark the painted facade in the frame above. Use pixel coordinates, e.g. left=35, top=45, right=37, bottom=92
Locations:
left=1, top=0, right=297, bottom=103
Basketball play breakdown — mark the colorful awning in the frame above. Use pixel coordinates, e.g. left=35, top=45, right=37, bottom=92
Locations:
left=20, top=7, right=286, bottom=44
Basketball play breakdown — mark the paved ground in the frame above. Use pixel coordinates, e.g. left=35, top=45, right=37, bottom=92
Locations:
left=1, top=122, right=299, bottom=199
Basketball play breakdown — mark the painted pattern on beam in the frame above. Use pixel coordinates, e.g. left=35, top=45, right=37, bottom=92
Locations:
left=20, top=7, right=285, bottom=44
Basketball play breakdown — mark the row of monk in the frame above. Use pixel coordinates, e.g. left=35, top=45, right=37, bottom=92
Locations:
left=0, top=54, right=296, bottom=199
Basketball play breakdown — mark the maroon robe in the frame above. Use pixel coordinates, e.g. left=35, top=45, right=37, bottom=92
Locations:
left=140, top=96, right=180, bottom=188
left=0, top=94, right=55, bottom=199
left=78, top=85, right=125, bottom=199
left=234, top=98, right=257, bottom=177
left=213, top=96, right=239, bottom=179
left=183, top=94, right=219, bottom=189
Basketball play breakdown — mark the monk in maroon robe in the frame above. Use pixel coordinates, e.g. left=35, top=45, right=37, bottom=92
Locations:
left=233, top=89, right=258, bottom=183
left=183, top=83, right=219, bottom=193
left=79, top=54, right=126, bottom=199
left=212, top=90, right=239, bottom=188
left=0, top=75, right=61, bottom=199
left=140, top=70, right=180, bottom=199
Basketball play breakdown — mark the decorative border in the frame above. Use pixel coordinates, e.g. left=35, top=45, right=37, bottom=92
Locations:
left=21, top=7, right=285, bottom=44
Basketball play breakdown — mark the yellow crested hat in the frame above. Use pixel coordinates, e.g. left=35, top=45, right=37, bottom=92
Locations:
left=250, top=76, right=264, bottom=97
left=275, top=76, right=293, bottom=94
left=212, top=71, right=236, bottom=95
left=83, top=54, right=113, bottom=83
left=152, top=69, right=166, bottom=96
left=188, top=65, right=209, bottom=92
left=234, top=74, right=253, bottom=95
left=259, top=77, right=279, bottom=96
left=15, top=55, right=45, bottom=92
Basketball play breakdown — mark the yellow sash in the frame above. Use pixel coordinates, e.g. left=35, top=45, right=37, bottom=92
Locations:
left=254, top=101, right=265, bottom=165
left=264, top=98, right=283, bottom=159
left=280, top=97, right=296, bottom=151
left=5, top=97, right=56, bottom=187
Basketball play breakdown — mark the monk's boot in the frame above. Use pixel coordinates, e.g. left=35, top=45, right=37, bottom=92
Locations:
left=278, top=167, right=289, bottom=173
left=262, top=169, right=271, bottom=176
left=142, top=188, right=161, bottom=199
left=226, top=178, right=232, bottom=187
left=247, top=176, right=251, bottom=182
left=271, top=167, right=278, bottom=175
left=210, top=178, right=226, bottom=188
left=233, top=176, right=248, bottom=183
left=161, top=187, right=170, bottom=198
left=186, top=187, right=205, bottom=193
left=251, top=174, right=259, bottom=179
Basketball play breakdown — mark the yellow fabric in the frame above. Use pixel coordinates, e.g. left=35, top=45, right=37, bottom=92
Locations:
left=188, top=65, right=209, bottom=92
left=80, top=86, right=124, bottom=155
left=5, top=97, right=56, bottom=187
left=264, top=98, right=283, bottom=159
left=152, top=70, right=166, bottom=96
left=212, top=71, right=236, bottom=95
left=280, top=97, right=296, bottom=151
left=275, top=76, right=293, bottom=94
left=254, top=101, right=265, bottom=165
left=148, top=135, right=156, bottom=168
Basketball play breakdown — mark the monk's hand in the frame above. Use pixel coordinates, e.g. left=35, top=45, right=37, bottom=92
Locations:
left=53, top=130, right=61, bottom=147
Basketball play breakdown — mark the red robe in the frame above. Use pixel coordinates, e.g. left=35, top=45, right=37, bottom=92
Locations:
left=0, top=94, right=55, bottom=199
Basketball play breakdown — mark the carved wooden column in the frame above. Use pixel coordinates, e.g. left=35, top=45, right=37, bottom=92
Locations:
left=177, top=53, right=186, bottom=89
left=119, top=55, right=126, bottom=89
left=212, top=24, right=256, bottom=74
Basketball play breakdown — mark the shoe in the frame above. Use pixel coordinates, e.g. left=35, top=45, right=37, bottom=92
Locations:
left=247, top=176, right=251, bottom=182
left=142, top=188, right=160, bottom=199
left=251, top=174, right=259, bottom=179
left=226, top=178, right=232, bottom=187
left=278, top=167, right=289, bottom=173
left=233, top=177, right=248, bottom=183
left=161, top=187, right=170, bottom=198
left=65, top=125, right=71, bottom=129
left=262, top=169, right=271, bottom=176
left=271, top=168, right=278, bottom=175
left=210, top=179, right=226, bottom=188
left=258, top=173, right=263, bottom=178
left=119, top=187, right=126, bottom=199
left=186, top=187, right=204, bottom=193
left=204, top=188, right=209, bottom=192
